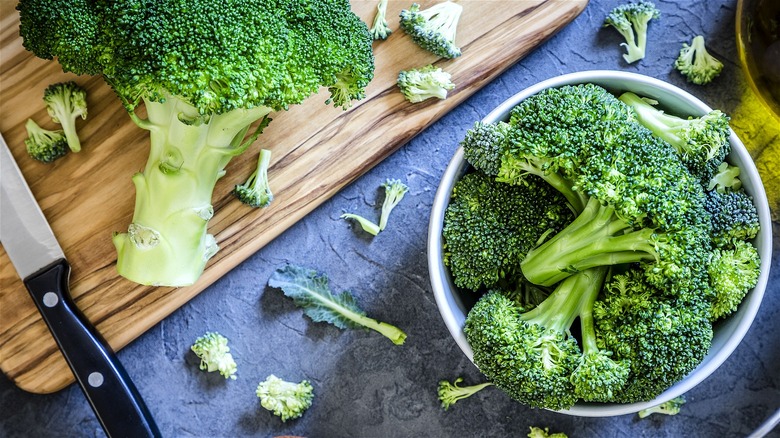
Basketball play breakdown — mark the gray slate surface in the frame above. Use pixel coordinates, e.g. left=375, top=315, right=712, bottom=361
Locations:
left=1, top=0, right=779, bottom=437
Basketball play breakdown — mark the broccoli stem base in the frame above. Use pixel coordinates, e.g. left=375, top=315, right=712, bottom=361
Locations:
left=113, top=96, right=273, bottom=286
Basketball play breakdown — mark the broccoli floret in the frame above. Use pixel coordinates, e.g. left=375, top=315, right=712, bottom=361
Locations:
left=233, top=148, right=274, bottom=208
left=708, top=161, right=742, bottom=192
left=370, top=0, right=392, bottom=40
left=460, top=121, right=511, bottom=178
left=708, top=240, right=761, bottom=320
left=437, top=377, right=493, bottom=410
left=674, top=35, right=723, bottom=85
left=342, top=178, right=408, bottom=235
left=603, top=0, right=660, bottom=64
left=704, top=189, right=760, bottom=247
left=23, top=118, right=69, bottom=163
left=18, top=0, right=375, bottom=287
left=442, top=171, right=573, bottom=291
left=191, top=332, right=237, bottom=380
left=465, top=267, right=629, bottom=410
left=637, top=395, right=686, bottom=418
left=619, top=91, right=731, bottom=184
left=528, top=426, right=568, bottom=438
left=399, top=1, right=463, bottom=59
left=397, top=65, right=455, bottom=103
left=42, top=81, right=88, bottom=153
left=256, top=375, right=314, bottom=422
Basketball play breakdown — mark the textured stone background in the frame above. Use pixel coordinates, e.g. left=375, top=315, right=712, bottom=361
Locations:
left=2, top=0, right=779, bottom=437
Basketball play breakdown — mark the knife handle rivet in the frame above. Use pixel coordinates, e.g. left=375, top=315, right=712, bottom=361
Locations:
left=42, top=292, right=59, bottom=308
left=88, top=372, right=104, bottom=388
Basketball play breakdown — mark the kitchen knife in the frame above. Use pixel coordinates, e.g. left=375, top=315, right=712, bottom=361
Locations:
left=0, top=137, right=161, bottom=438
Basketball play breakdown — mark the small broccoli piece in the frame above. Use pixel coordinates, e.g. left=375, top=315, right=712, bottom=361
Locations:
left=708, top=161, right=742, bottom=192
left=674, top=35, right=723, bottom=85
left=370, top=0, right=392, bottom=40
left=268, top=264, right=407, bottom=345
left=637, top=395, right=686, bottom=418
left=461, top=121, right=511, bottom=178
left=704, top=189, right=760, bottom=247
left=341, top=213, right=381, bottom=235
left=708, top=240, right=761, bottom=320
left=42, top=81, right=87, bottom=153
left=256, top=375, right=314, bottom=422
left=23, top=118, right=69, bottom=163
left=233, top=148, right=273, bottom=208
left=191, top=332, right=237, bottom=380
left=619, top=91, right=731, bottom=183
left=603, top=1, right=660, bottom=64
left=399, top=1, right=463, bottom=58
left=397, top=65, right=455, bottom=103
left=437, top=377, right=493, bottom=410
left=342, top=178, right=408, bottom=235
left=528, top=426, right=568, bottom=438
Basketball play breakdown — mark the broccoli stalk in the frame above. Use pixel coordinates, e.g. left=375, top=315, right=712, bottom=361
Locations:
left=191, top=332, right=238, bottom=380
left=437, top=378, right=493, bottom=410
left=233, top=146, right=274, bottom=208
left=370, top=0, right=392, bottom=40
left=42, top=81, right=88, bottom=153
left=256, top=375, right=314, bottom=422
left=23, top=118, right=69, bottom=163
left=603, top=1, right=660, bottom=64
left=399, top=1, right=463, bottom=58
left=674, top=35, right=723, bottom=85
left=342, top=178, right=408, bottom=236
left=397, top=65, right=455, bottom=103
left=637, top=395, right=686, bottom=418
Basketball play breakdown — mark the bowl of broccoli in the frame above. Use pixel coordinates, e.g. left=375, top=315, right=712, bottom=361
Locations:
left=427, top=70, right=772, bottom=417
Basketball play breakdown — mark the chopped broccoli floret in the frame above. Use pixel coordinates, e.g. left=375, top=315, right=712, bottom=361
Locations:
left=191, top=332, right=237, bottom=380
left=675, top=35, right=723, bottom=85
left=528, top=426, right=568, bottom=438
left=370, top=0, right=392, bottom=40
left=256, top=375, right=314, bottom=422
left=42, top=81, right=87, bottom=153
left=18, top=0, right=375, bottom=286
left=397, top=65, right=455, bottom=103
left=619, top=91, right=731, bottom=184
left=399, top=1, right=463, bottom=59
left=342, top=178, right=408, bottom=235
left=603, top=0, right=660, bottom=64
left=708, top=161, right=742, bottom=193
left=704, top=188, right=760, bottom=247
left=23, top=118, right=69, bottom=163
left=637, top=395, right=686, bottom=418
left=341, top=213, right=382, bottom=235
left=708, top=240, right=761, bottom=320
left=233, top=148, right=274, bottom=208
left=437, top=377, right=493, bottom=410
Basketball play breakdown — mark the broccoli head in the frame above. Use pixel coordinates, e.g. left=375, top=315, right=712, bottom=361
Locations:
left=256, top=375, right=314, bottom=422
left=603, top=0, right=660, bottom=64
left=704, top=188, right=760, bottom=247
left=18, top=0, right=375, bottom=286
left=399, top=1, right=463, bottom=59
left=23, top=118, right=69, bottom=163
left=42, top=81, right=88, bottom=153
left=708, top=239, right=761, bottom=320
left=675, top=35, right=723, bottom=85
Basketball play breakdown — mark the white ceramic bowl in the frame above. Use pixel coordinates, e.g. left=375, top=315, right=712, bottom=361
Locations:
left=427, top=70, right=773, bottom=417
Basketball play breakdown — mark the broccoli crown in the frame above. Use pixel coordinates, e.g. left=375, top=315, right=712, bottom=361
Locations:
left=675, top=35, right=724, bottom=85
left=603, top=0, right=660, bottom=63
left=256, top=375, right=314, bottom=422
left=399, top=1, right=463, bottom=59
left=593, top=269, right=713, bottom=403
left=704, top=189, right=760, bottom=247
left=191, top=332, right=238, bottom=380
left=708, top=239, right=761, bottom=320
left=23, top=118, right=69, bottom=163
left=397, top=65, right=455, bottom=103
left=461, top=121, right=511, bottom=177
left=233, top=149, right=274, bottom=208
left=42, top=81, right=88, bottom=153
left=442, top=171, right=573, bottom=291
left=18, top=0, right=374, bottom=114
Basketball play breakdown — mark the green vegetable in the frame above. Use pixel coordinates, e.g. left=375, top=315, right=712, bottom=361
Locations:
left=437, top=377, right=493, bottom=410
left=637, top=395, right=686, bottom=418
left=704, top=189, right=760, bottom=248
left=268, top=264, right=407, bottom=345
left=619, top=91, right=731, bottom=184
left=528, top=426, right=568, bottom=438
left=233, top=147, right=274, bottom=208
left=191, top=332, right=237, bottom=380
left=342, top=178, right=409, bottom=236
left=256, top=375, right=314, bottom=422
left=370, top=0, right=392, bottom=40
left=674, top=35, right=723, bottom=85
left=23, top=118, right=69, bottom=163
left=399, top=1, right=463, bottom=59
left=708, top=240, right=760, bottom=320
left=708, top=161, right=742, bottom=193
left=18, top=0, right=375, bottom=287
left=42, top=81, right=87, bottom=153
left=397, top=65, right=455, bottom=103
left=603, top=0, right=660, bottom=64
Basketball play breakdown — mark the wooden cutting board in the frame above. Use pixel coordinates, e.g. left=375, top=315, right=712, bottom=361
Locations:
left=0, top=0, right=588, bottom=393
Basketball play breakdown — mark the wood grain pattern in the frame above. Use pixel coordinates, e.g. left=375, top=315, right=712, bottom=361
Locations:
left=0, top=0, right=588, bottom=393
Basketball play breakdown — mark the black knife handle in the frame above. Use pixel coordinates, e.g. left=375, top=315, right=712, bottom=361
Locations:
left=24, top=259, right=161, bottom=438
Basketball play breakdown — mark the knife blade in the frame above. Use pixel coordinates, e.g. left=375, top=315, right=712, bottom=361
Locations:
left=0, top=137, right=160, bottom=438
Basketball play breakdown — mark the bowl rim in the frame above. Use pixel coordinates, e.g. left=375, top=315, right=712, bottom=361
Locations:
left=427, top=70, right=774, bottom=417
